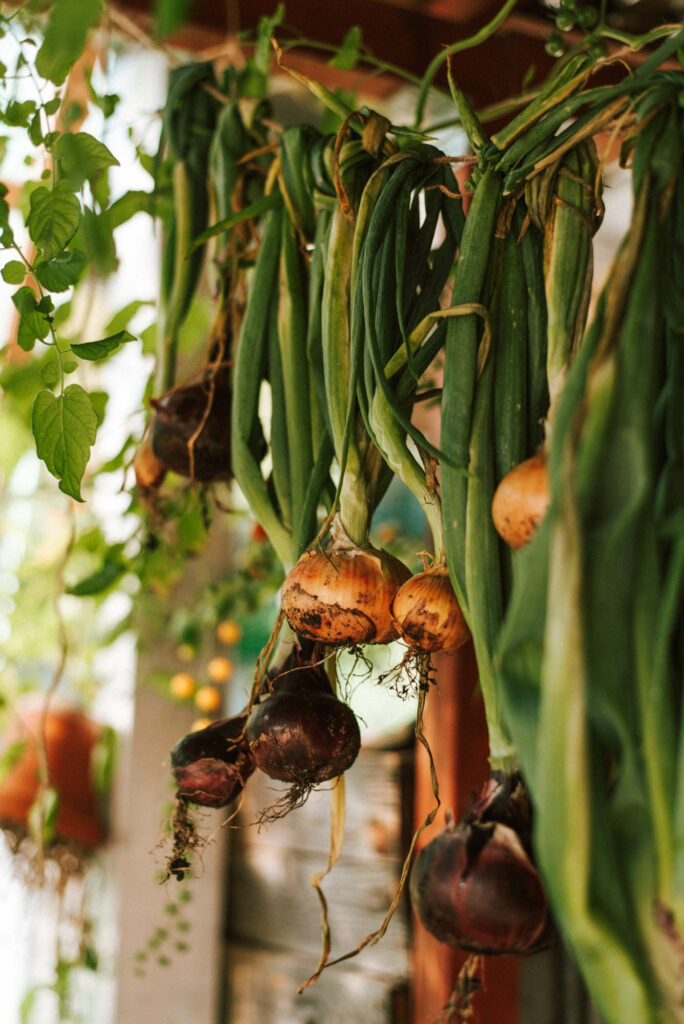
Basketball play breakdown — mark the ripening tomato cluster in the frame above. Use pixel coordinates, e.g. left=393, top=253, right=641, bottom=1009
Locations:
left=167, top=620, right=243, bottom=730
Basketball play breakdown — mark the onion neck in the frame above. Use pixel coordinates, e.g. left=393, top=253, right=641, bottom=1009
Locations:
left=476, top=649, right=518, bottom=776
left=369, top=390, right=444, bottom=561
left=338, top=471, right=371, bottom=547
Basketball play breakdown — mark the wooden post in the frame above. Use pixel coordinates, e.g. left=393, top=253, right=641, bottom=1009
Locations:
left=412, top=642, right=520, bottom=1024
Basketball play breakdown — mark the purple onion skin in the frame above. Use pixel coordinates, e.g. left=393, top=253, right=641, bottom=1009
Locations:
left=409, top=820, right=549, bottom=955
left=245, top=685, right=361, bottom=785
left=171, top=714, right=254, bottom=808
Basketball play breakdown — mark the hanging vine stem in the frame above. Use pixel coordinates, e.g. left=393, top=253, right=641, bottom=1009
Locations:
left=413, top=0, right=521, bottom=130
left=32, top=521, right=76, bottom=881
left=298, top=653, right=440, bottom=990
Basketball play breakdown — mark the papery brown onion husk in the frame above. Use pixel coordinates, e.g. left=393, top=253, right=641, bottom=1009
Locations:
left=133, top=438, right=166, bottom=491
left=281, top=529, right=411, bottom=646
left=171, top=713, right=254, bottom=808
left=391, top=564, right=470, bottom=654
left=409, top=816, right=549, bottom=955
left=491, top=452, right=550, bottom=550
left=150, top=364, right=232, bottom=482
left=245, top=679, right=361, bottom=786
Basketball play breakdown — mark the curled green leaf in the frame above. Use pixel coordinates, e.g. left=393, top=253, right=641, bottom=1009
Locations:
left=35, top=249, right=89, bottom=291
left=70, top=330, right=135, bottom=361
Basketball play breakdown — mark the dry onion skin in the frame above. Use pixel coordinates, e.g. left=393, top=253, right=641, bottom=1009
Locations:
left=409, top=815, right=549, bottom=955
left=150, top=365, right=232, bottom=482
left=391, top=564, right=470, bottom=654
left=281, top=538, right=411, bottom=646
left=170, top=713, right=254, bottom=808
left=491, top=452, right=550, bottom=550
left=133, top=438, right=167, bottom=491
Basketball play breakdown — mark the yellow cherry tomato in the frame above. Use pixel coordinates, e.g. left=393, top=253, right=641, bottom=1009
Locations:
left=175, top=643, right=196, bottom=663
left=216, top=620, right=242, bottom=646
left=194, top=685, right=222, bottom=713
left=207, top=656, right=234, bottom=685
left=190, top=717, right=213, bottom=732
left=169, top=672, right=196, bottom=701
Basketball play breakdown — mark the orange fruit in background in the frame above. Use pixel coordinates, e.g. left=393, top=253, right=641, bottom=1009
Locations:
left=194, top=686, right=222, bottom=713
left=190, top=717, right=213, bottom=732
left=175, top=643, right=196, bottom=663
left=169, top=672, right=196, bottom=700
left=216, top=620, right=242, bottom=646
left=207, top=656, right=234, bottom=684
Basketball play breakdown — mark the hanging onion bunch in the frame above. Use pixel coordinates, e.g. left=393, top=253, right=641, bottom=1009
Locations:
left=281, top=517, right=410, bottom=646
left=170, top=712, right=254, bottom=808
left=491, top=451, right=550, bottom=550
left=391, top=563, right=470, bottom=654
left=245, top=651, right=361, bottom=806
left=410, top=775, right=550, bottom=955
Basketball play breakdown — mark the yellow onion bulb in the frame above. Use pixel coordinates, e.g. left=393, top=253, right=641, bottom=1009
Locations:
left=281, top=539, right=411, bottom=646
left=491, top=452, right=550, bottom=550
left=391, top=565, right=470, bottom=654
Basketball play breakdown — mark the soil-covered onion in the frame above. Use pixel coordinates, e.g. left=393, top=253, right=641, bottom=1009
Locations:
left=245, top=671, right=360, bottom=786
left=150, top=364, right=232, bottom=481
left=171, top=713, right=254, bottom=808
left=391, top=564, right=470, bottom=654
left=281, top=530, right=411, bottom=646
left=491, top=452, right=550, bottom=549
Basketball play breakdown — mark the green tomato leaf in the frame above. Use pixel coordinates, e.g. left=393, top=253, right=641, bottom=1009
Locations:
left=89, top=390, right=109, bottom=424
left=105, top=299, right=154, bottom=335
left=70, top=330, right=135, bottom=361
left=2, top=260, right=27, bottom=284
left=0, top=185, right=10, bottom=229
left=35, top=249, right=89, bottom=291
left=106, top=189, right=153, bottom=230
left=4, top=99, right=37, bottom=127
left=79, top=205, right=118, bottom=274
left=40, top=358, right=61, bottom=388
left=0, top=739, right=27, bottom=781
left=35, top=0, right=103, bottom=86
left=328, top=26, right=363, bottom=71
left=154, top=0, right=198, bottom=37
left=68, top=555, right=125, bottom=596
left=12, top=285, right=51, bottom=351
left=28, top=785, right=59, bottom=845
left=28, top=111, right=43, bottom=146
left=32, top=384, right=98, bottom=501
left=26, top=184, right=81, bottom=261
left=55, top=131, right=119, bottom=189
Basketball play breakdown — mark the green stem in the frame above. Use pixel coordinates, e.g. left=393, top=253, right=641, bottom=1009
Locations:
left=278, top=36, right=424, bottom=91
left=369, top=389, right=443, bottom=560
left=156, top=160, right=193, bottom=394
left=599, top=22, right=684, bottom=53
left=413, top=0, right=521, bottom=130
left=338, top=470, right=371, bottom=547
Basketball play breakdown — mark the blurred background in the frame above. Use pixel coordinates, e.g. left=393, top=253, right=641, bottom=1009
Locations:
left=0, top=1, right=676, bottom=1022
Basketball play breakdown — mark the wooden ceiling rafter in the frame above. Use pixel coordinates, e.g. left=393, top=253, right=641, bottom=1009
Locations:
left=109, top=0, right=681, bottom=131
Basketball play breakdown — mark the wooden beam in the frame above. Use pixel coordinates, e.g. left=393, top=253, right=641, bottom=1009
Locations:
left=413, top=644, right=521, bottom=1024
